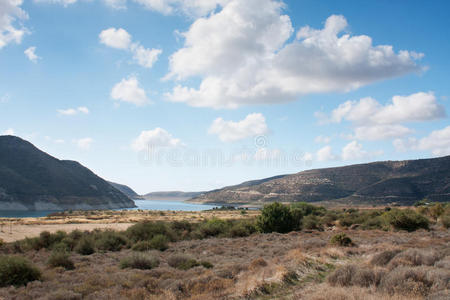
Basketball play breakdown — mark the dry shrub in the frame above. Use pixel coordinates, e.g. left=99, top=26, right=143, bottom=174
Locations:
left=388, top=248, right=441, bottom=269
left=370, top=249, right=402, bottom=266
left=249, top=257, right=268, bottom=270
left=321, top=247, right=346, bottom=259
left=434, top=256, right=450, bottom=269
left=167, top=254, right=199, bottom=270
left=424, top=268, right=450, bottom=292
left=298, top=284, right=420, bottom=300
left=47, top=251, right=75, bottom=270
left=286, top=249, right=307, bottom=263
left=120, top=254, right=159, bottom=270
left=327, top=265, right=382, bottom=287
left=427, top=290, right=450, bottom=300
left=379, top=266, right=432, bottom=296
left=47, top=289, right=82, bottom=300
left=300, top=238, right=327, bottom=251
left=187, top=276, right=234, bottom=297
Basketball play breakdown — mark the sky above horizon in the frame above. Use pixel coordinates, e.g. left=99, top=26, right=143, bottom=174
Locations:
left=1, top=0, right=450, bottom=194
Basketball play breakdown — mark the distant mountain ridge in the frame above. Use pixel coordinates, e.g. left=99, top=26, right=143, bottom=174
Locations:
left=143, top=191, right=205, bottom=200
left=190, top=156, right=450, bottom=206
left=0, top=136, right=136, bottom=211
left=108, top=181, right=142, bottom=199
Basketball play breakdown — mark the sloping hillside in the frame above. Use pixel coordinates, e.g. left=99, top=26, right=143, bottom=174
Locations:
left=0, top=136, right=136, bottom=210
left=108, top=181, right=141, bottom=199
left=190, top=156, right=450, bottom=206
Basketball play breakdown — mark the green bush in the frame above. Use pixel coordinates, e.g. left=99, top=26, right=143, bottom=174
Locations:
left=229, top=220, right=257, bottom=237
left=0, top=238, right=4, bottom=248
left=47, top=251, right=75, bottom=270
left=168, top=255, right=200, bottom=270
left=126, top=221, right=174, bottom=243
left=131, top=241, right=153, bottom=251
left=170, top=220, right=192, bottom=232
left=51, top=242, right=71, bottom=252
left=290, top=202, right=326, bottom=216
left=200, top=261, right=214, bottom=269
left=384, top=209, right=430, bottom=231
left=0, top=255, right=41, bottom=287
left=74, top=237, right=95, bottom=255
left=149, top=234, right=169, bottom=251
left=302, top=215, right=322, bottom=230
left=330, top=233, right=353, bottom=247
left=361, top=216, right=387, bottom=230
left=197, top=218, right=229, bottom=237
left=95, top=230, right=128, bottom=252
left=441, top=214, right=450, bottom=229
left=120, top=254, right=159, bottom=270
left=257, top=202, right=295, bottom=233
left=22, top=231, right=68, bottom=251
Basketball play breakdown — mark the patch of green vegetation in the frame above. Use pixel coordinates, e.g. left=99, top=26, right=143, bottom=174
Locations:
left=74, top=237, right=95, bottom=255
left=0, top=255, right=41, bottom=287
left=384, top=209, right=429, bottom=231
left=120, top=254, right=159, bottom=270
left=330, top=233, right=353, bottom=247
left=47, top=251, right=75, bottom=270
left=257, top=202, right=296, bottom=233
left=94, top=230, right=128, bottom=252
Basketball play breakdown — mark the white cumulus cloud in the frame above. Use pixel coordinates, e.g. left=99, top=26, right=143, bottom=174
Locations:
left=324, top=92, right=445, bottom=125
left=341, top=141, right=382, bottom=161
left=132, top=128, right=182, bottom=151
left=0, top=0, right=28, bottom=49
left=58, top=106, right=89, bottom=115
left=318, top=92, right=445, bottom=141
left=111, top=76, right=149, bottom=106
left=165, top=0, right=423, bottom=108
left=24, top=46, right=40, bottom=62
left=394, top=126, right=450, bottom=156
left=99, top=27, right=131, bottom=50
left=208, top=113, right=269, bottom=142
left=316, top=145, right=336, bottom=162
left=130, top=0, right=229, bottom=17
left=99, top=27, right=162, bottom=68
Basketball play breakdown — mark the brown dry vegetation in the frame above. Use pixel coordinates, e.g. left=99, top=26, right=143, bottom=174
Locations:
left=0, top=204, right=448, bottom=299
left=0, top=227, right=448, bottom=299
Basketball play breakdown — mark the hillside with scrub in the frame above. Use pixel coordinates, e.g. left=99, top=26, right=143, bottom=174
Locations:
left=0, top=202, right=448, bottom=299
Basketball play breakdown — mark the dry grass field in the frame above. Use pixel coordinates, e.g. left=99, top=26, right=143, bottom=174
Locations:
left=0, top=204, right=448, bottom=300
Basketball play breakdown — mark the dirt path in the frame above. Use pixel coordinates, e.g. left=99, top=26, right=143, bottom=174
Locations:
left=0, top=223, right=134, bottom=242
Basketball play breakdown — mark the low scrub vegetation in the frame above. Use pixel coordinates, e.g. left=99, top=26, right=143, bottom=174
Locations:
left=47, top=251, right=75, bottom=270
left=0, top=201, right=448, bottom=299
left=0, top=256, right=41, bottom=287
left=330, top=233, right=353, bottom=247
left=120, top=253, right=159, bottom=270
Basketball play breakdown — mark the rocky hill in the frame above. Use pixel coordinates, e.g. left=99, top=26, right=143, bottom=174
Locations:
left=0, top=136, right=136, bottom=210
left=190, top=156, right=450, bottom=206
left=108, top=181, right=141, bottom=199
left=143, top=191, right=205, bottom=200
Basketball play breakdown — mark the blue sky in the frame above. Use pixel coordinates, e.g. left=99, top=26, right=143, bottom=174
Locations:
left=1, top=0, right=449, bottom=194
